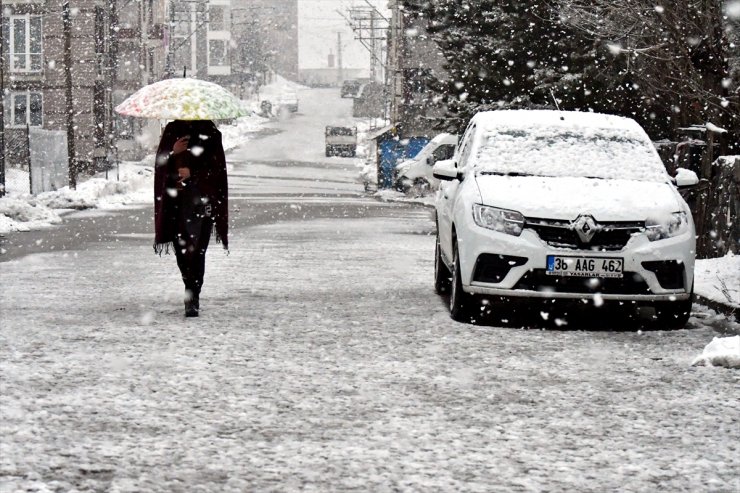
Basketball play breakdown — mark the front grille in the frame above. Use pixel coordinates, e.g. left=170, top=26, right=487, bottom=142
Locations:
left=525, top=218, right=643, bottom=251
left=473, top=254, right=527, bottom=283
left=513, top=269, right=653, bottom=295
left=642, top=260, right=685, bottom=290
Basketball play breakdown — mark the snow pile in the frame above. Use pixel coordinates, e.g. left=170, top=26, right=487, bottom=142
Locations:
left=695, top=253, right=740, bottom=308
left=220, top=114, right=269, bottom=152
left=691, top=336, right=740, bottom=369
left=0, top=197, right=62, bottom=233
left=715, top=155, right=739, bottom=168
left=374, top=189, right=435, bottom=207
left=267, top=74, right=309, bottom=92
left=35, top=162, right=153, bottom=210
left=0, top=162, right=153, bottom=233
left=473, top=110, right=668, bottom=182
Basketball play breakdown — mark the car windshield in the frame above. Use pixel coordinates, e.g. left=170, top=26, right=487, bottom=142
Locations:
left=475, top=126, right=668, bottom=182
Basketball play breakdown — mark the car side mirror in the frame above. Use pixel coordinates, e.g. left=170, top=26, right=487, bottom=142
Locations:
left=674, top=168, right=699, bottom=188
left=433, top=159, right=460, bottom=181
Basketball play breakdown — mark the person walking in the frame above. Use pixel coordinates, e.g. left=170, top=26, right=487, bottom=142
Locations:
left=154, top=120, right=228, bottom=317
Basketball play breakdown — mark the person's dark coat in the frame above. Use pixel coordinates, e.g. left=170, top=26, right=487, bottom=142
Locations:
left=153, top=120, right=228, bottom=254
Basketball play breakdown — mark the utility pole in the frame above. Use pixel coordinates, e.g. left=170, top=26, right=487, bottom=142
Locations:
left=165, top=0, right=176, bottom=77
left=62, top=0, right=78, bottom=189
left=0, top=9, right=5, bottom=197
left=337, top=32, right=343, bottom=85
left=369, top=11, right=376, bottom=81
left=107, top=0, right=119, bottom=170
left=338, top=6, right=388, bottom=82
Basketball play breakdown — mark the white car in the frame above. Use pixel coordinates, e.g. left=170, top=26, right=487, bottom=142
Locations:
left=394, top=133, right=458, bottom=195
left=433, top=110, right=699, bottom=327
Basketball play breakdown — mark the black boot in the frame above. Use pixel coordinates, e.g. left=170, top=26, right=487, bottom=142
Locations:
left=184, top=289, right=199, bottom=317
left=185, top=299, right=199, bottom=317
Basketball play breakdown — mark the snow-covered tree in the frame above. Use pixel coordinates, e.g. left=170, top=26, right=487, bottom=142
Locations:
left=403, top=0, right=737, bottom=143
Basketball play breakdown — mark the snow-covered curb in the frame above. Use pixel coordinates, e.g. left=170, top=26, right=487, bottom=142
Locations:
left=691, top=336, right=740, bottom=369
left=374, top=189, right=435, bottom=208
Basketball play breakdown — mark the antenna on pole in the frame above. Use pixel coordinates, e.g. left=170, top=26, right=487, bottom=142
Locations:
left=549, top=89, right=565, bottom=121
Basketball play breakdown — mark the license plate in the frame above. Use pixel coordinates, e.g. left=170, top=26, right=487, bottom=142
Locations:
left=546, top=255, right=623, bottom=278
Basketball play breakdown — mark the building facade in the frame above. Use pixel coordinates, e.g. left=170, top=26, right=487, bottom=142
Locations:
left=1, top=0, right=236, bottom=178
left=387, top=0, right=447, bottom=138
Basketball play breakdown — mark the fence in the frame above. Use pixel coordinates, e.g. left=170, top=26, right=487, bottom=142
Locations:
left=682, top=156, right=740, bottom=259
left=2, top=125, right=69, bottom=196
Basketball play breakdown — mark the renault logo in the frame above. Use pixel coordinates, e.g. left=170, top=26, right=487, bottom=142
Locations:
left=573, top=215, right=598, bottom=243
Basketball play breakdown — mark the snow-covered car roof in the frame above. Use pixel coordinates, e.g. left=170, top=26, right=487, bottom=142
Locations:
left=469, top=110, right=668, bottom=183
left=430, top=132, right=458, bottom=145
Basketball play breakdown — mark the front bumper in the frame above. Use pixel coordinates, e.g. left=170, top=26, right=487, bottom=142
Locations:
left=458, top=223, right=695, bottom=301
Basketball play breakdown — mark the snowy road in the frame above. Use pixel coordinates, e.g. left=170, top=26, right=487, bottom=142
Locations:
left=1, top=89, right=739, bottom=492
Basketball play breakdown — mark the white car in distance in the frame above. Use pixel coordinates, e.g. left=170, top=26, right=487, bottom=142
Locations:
left=433, top=110, right=699, bottom=327
left=394, top=133, right=458, bottom=195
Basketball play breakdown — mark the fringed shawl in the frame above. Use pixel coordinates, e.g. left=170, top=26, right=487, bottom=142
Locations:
left=154, top=120, right=228, bottom=254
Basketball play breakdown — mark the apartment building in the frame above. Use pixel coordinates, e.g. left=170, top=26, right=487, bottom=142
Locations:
left=2, top=0, right=235, bottom=173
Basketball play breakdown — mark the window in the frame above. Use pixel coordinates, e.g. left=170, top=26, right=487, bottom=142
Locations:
left=458, top=125, right=476, bottom=168
left=4, top=92, right=43, bottom=127
left=431, top=144, right=455, bottom=163
left=208, top=6, right=228, bottom=31
left=112, top=92, right=135, bottom=139
left=118, top=3, right=139, bottom=29
left=208, top=39, right=228, bottom=66
left=8, top=15, right=43, bottom=73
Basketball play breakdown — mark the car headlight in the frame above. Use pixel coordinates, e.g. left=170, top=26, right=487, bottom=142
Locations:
left=645, top=212, right=689, bottom=241
left=472, top=204, right=524, bottom=236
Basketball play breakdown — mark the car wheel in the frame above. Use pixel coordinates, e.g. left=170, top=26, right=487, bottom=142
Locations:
left=410, top=179, right=431, bottom=197
left=652, top=297, right=693, bottom=330
left=450, top=246, right=476, bottom=322
left=434, top=233, right=451, bottom=294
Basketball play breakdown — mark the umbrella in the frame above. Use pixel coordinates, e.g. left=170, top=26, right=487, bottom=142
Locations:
left=114, top=78, right=249, bottom=120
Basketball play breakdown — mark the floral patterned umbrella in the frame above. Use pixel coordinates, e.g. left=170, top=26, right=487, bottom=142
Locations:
left=115, top=78, right=249, bottom=120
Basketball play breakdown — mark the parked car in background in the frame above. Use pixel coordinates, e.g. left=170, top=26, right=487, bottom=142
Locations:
left=394, top=133, right=458, bottom=195
left=433, top=110, right=699, bottom=327
left=325, top=126, right=357, bottom=157
left=278, top=90, right=299, bottom=113
left=341, top=79, right=361, bottom=98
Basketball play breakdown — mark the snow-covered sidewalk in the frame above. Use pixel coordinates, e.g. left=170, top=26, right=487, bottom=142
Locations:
left=0, top=115, right=266, bottom=235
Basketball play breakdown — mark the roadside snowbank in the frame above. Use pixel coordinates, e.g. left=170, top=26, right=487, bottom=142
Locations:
left=374, top=189, right=435, bottom=208
left=0, top=161, right=151, bottom=234
left=221, top=115, right=269, bottom=152
left=695, top=253, right=740, bottom=308
left=0, top=197, right=62, bottom=232
left=692, top=336, right=740, bottom=369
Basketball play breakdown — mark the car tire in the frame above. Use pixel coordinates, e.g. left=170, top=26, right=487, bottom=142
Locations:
left=434, top=233, right=451, bottom=294
left=449, top=246, right=476, bottom=322
left=410, top=179, right=431, bottom=197
left=652, top=296, right=693, bottom=330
